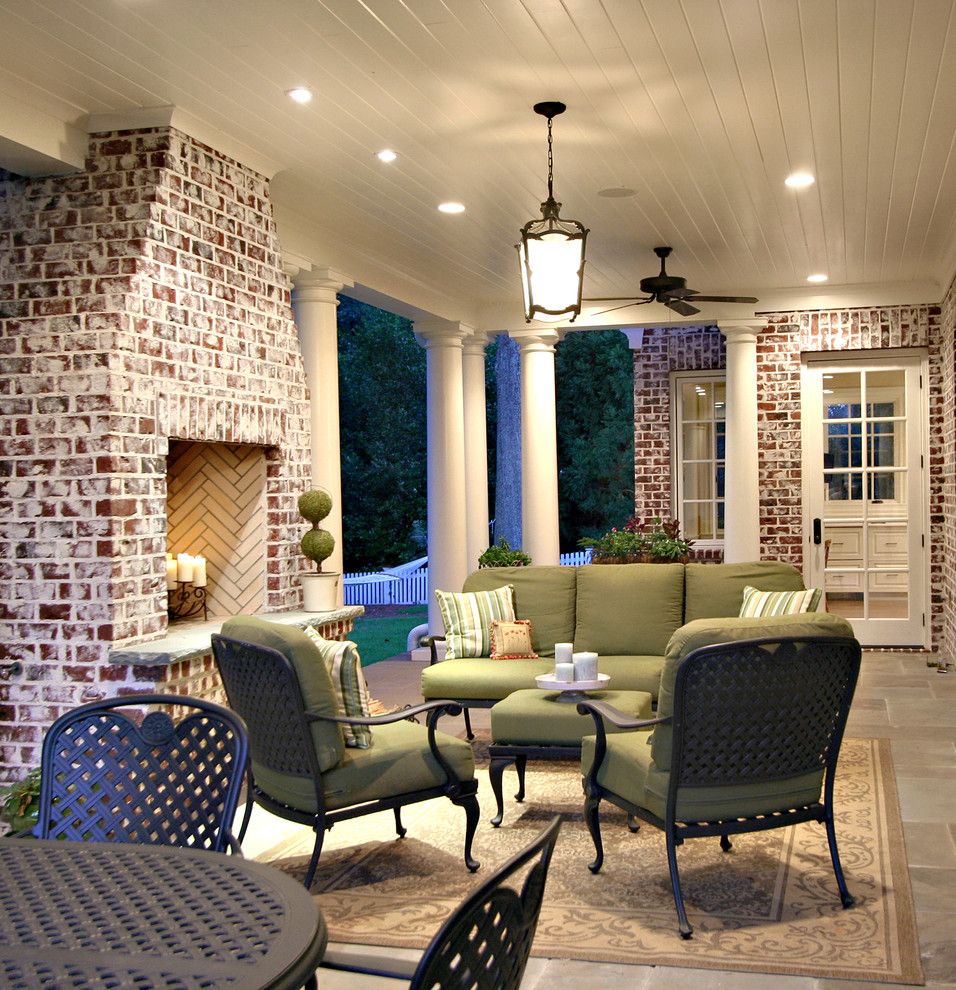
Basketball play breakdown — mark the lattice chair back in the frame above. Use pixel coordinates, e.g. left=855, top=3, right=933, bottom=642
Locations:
left=411, top=816, right=561, bottom=990
left=34, top=694, right=249, bottom=852
left=210, top=633, right=325, bottom=783
left=670, top=636, right=861, bottom=790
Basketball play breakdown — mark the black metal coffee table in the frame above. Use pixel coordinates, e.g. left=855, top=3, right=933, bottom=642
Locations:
left=0, top=839, right=327, bottom=989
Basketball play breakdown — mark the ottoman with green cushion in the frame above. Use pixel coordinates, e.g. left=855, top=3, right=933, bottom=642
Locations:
left=488, top=687, right=652, bottom=827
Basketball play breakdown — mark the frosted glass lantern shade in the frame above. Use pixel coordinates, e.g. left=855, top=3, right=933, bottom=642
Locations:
left=517, top=223, right=587, bottom=323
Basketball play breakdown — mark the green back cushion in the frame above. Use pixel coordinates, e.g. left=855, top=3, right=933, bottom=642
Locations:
left=650, top=612, right=855, bottom=770
left=463, top=566, right=576, bottom=657
left=220, top=615, right=345, bottom=772
left=683, top=561, right=806, bottom=623
left=573, top=563, right=684, bottom=656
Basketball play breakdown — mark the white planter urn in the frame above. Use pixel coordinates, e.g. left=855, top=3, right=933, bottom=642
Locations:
left=301, top=572, right=340, bottom=612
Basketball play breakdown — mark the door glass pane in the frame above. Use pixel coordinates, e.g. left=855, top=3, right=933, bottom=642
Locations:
left=683, top=501, right=712, bottom=540
left=681, top=382, right=712, bottom=419
left=682, top=422, right=712, bottom=459
left=714, top=383, right=726, bottom=419
left=869, top=470, right=902, bottom=503
left=683, top=463, right=713, bottom=501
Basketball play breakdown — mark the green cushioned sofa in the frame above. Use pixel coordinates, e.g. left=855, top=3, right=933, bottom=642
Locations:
left=421, top=560, right=827, bottom=717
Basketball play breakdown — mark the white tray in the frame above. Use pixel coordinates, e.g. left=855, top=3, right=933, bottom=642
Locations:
left=535, top=672, right=610, bottom=693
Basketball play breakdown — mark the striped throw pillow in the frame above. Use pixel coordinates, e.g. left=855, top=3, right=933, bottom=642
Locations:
left=302, top=626, right=372, bottom=748
left=739, top=585, right=824, bottom=617
left=435, top=585, right=515, bottom=659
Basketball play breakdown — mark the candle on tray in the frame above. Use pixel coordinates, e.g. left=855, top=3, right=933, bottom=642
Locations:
left=554, top=662, right=574, bottom=683
left=191, top=555, right=207, bottom=588
left=165, top=554, right=178, bottom=590
left=573, top=651, right=598, bottom=681
left=177, top=553, right=194, bottom=583
left=554, top=642, right=573, bottom=664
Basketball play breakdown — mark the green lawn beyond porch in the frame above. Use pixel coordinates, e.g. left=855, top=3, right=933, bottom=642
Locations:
left=349, top=605, right=427, bottom=666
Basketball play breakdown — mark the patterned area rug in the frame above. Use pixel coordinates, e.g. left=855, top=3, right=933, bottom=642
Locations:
left=262, top=736, right=923, bottom=983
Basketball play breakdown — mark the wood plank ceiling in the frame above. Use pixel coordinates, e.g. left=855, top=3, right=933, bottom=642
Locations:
left=1, top=0, right=955, bottom=325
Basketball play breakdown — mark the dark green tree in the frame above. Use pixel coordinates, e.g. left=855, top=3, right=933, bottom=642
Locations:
left=555, top=329, right=635, bottom=551
left=337, top=296, right=427, bottom=571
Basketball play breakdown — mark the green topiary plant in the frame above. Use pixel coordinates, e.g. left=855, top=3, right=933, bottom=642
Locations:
left=298, top=489, right=335, bottom=572
left=0, top=767, right=41, bottom=834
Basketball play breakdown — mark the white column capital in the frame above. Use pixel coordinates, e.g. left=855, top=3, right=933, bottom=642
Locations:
left=462, top=329, right=490, bottom=356
left=620, top=327, right=645, bottom=351
left=510, top=328, right=561, bottom=354
left=718, top=319, right=765, bottom=345
left=414, top=319, right=471, bottom=349
left=292, top=267, right=354, bottom=302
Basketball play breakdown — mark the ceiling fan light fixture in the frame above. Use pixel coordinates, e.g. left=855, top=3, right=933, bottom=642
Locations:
left=785, top=171, right=815, bottom=188
left=517, top=101, right=588, bottom=323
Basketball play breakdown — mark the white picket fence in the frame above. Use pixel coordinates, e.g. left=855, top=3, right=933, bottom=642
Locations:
left=343, top=549, right=592, bottom=606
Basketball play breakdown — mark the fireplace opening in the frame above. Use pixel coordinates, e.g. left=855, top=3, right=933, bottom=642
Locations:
left=165, top=440, right=267, bottom=619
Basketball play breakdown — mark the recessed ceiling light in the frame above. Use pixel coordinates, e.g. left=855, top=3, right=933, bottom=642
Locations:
left=438, top=201, right=465, bottom=214
left=286, top=87, right=313, bottom=104
left=377, top=149, right=397, bottom=163
left=785, top=171, right=815, bottom=188
left=807, top=273, right=829, bottom=283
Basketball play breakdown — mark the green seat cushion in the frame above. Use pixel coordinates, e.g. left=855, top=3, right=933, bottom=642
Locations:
left=491, top=688, right=652, bottom=746
left=581, top=730, right=824, bottom=822
left=421, top=657, right=553, bottom=701
left=220, top=615, right=344, bottom=772
left=573, top=564, right=684, bottom=656
left=255, top=719, right=475, bottom=814
left=651, top=612, right=855, bottom=770
left=463, top=566, right=576, bottom=658
left=596, top=657, right=666, bottom=698
left=683, top=561, right=806, bottom=623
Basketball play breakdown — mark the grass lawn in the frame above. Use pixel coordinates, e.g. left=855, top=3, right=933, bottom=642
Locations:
left=349, top=606, right=428, bottom=666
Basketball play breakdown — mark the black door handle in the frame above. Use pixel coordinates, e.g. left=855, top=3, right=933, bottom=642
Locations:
left=812, top=518, right=822, bottom=545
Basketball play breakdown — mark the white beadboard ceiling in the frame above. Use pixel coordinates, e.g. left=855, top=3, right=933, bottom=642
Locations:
left=1, top=0, right=955, bottom=328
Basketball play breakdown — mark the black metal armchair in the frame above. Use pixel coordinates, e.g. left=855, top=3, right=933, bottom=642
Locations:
left=578, top=633, right=862, bottom=938
left=321, top=816, right=561, bottom=989
left=211, top=615, right=480, bottom=888
left=33, top=693, right=248, bottom=852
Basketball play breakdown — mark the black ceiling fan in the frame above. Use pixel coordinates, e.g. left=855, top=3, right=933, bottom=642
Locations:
left=585, top=246, right=759, bottom=317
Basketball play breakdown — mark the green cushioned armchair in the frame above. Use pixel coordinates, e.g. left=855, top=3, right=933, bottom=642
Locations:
left=577, top=614, right=861, bottom=938
left=211, top=616, right=480, bottom=887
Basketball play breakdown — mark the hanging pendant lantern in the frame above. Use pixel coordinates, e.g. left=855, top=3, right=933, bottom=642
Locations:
left=517, top=101, right=589, bottom=323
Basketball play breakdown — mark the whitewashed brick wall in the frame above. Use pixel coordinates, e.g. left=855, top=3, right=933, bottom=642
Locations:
left=0, top=128, right=312, bottom=776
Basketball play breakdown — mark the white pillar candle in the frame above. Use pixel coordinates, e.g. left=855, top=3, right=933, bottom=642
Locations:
left=554, top=662, right=574, bottom=683
left=554, top=642, right=573, bottom=664
left=177, top=553, right=194, bottom=583
left=573, top=651, right=598, bottom=681
left=191, top=555, right=207, bottom=588
left=165, top=556, right=178, bottom=590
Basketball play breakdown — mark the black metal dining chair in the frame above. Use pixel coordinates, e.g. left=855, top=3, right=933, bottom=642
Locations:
left=32, top=693, right=249, bottom=853
left=320, top=816, right=561, bottom=989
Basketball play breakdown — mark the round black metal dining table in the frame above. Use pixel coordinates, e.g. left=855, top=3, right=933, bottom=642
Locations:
left=0, top=839, right=327, bottom=989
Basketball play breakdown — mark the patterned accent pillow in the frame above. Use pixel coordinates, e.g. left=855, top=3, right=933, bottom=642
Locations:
left=302, top=626, right=372, bottom=748
left=490, top=619, right=538, bottom=660
left=739, top=585, right=824, bottom=617
left=435, top=585, right=515, bottom=659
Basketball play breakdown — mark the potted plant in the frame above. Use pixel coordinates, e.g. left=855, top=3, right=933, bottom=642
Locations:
left=647, top=517, right=695, bottom=563
left=0, top=767, right=41, bottom=835
left=578, top=517, right=650, bottom=563
left=478, top=538, right=532, bottom=568
left=299, top=488, right=340, bottom=612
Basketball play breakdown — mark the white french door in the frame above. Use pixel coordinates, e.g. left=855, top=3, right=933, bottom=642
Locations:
left=801, top=353, right=929, bottom=647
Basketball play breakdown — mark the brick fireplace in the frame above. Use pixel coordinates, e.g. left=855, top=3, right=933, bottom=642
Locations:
left=0, top=127, right=317, bottom=776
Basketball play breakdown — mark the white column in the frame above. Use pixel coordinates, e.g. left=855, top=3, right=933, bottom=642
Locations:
left=462, top=331, right=490, bottom=571
left=512, top=329, right=561, bottom=565
left=415, top=320, right=469, bottom=634
left=292, top=267, right=353, bottom=592
left=720, top=321, right=763, bottom=563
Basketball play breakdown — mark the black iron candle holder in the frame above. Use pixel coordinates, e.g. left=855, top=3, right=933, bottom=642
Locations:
left=167, top=581, right=208, bottom=622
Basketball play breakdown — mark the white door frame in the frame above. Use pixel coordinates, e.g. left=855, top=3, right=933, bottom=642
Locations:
left=800, top=349, right=930, bottom=648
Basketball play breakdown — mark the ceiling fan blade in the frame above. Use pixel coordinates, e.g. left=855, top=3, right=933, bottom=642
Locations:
left=583, top=295, right=654, bottom=302
left=664, top=297, right=700, bottom=317
left=585, top=299, right=655, bottom=318
left=679, top=294, right=759, bottom=304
